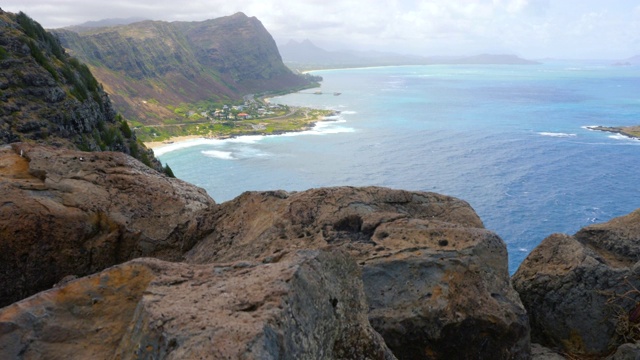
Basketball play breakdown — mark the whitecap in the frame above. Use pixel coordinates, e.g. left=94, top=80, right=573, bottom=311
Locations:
left=538, top=132, right=577, bottom=138
left=609, top=134, right=640, bottom=142
left=201, top=150, right=234, bottom=160
left=518, top=248, right=528, bottom=252
left=314, top=126, right=356, bottom=134
left=226, top=135, right=263, bottom=144
left=340, top=110, right=357, bottom=115
left=581, top=125, right=600, bottom=130
left=152, top=138, right=210, bottom=156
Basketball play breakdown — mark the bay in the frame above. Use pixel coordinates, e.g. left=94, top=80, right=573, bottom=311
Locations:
left=157, top=62, right=640, bottom=272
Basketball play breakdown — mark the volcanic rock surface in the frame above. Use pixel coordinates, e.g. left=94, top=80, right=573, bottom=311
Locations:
left=186, top=187, right=530, bottom=359
left=0, top=250, right=396, bottom=359
left=0, top=143, right=216, bottom=307
left=513, top=209, right=640, bottom=357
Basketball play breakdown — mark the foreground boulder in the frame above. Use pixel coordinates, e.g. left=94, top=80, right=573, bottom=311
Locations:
left=0, top=143, right=216, bottom=307
left=186, top=187, right=530, bottom=359
left=513, top=209, right=640, bottom=357
left=0, top=250, right=395, bottom=359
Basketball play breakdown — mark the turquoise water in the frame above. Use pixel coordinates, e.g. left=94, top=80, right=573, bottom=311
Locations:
left=157, top=62, right=640, bottom=272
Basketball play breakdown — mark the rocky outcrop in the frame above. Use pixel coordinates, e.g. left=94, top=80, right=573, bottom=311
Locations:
left=186, top=187, right=530, bottom=359
left=0, top=250, right=396, bottom=359
left=0, top=143, right=216, bottom=307
left=53, top=13, right=313, bottom=125
left=513, top=209, right=640, bottom=357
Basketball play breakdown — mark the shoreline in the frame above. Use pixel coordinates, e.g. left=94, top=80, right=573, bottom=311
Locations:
left=585, top=125, right=640, bottom=140
left=145, top=135, right=208, bottom=150
left=145, top=113, right=341, bottom=155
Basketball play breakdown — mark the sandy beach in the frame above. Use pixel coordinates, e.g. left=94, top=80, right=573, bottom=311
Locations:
left=144, top=135, right=207, bottom=150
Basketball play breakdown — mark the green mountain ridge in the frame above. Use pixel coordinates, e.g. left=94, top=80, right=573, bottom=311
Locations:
left=52, top=13, right=315, bottom=125
left=0, top=9, right=161, bottom=170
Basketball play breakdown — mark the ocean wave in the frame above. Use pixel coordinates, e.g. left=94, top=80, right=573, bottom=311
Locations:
left=152, top=138, right=212, bottom=156
left=201, top=150, right=234, bottom=160
left=312, top=120, right=354, bottom=132
left=609, top=134, right=640, bottom=141
left=282, top=123, right=355, bottom=137
left=582, top=125, right=600, bottom=130
left=225, top=135, right=263, bottom=144
left=340, top=110, right=357, bottom=115
left=538, top=132, right=577, bottom=138
left=152, top=136, right=265, bottom=156
left=152, top=121, right=356, bottom=156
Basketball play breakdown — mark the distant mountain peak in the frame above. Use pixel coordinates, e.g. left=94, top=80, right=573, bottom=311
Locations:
left=613, top=54, right=640, bottom=66
left=279, top=41, right=539, bottom=70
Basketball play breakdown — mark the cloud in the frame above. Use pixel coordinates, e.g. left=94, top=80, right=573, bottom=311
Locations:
left=1, top=0, right=637, bottom=58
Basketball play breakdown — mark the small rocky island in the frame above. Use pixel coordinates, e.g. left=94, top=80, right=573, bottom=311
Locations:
left=587, top=125, right=640, bottom=140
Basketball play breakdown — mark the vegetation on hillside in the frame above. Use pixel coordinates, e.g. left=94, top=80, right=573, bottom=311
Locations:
left=52, top=13, right=318, bottom=129
left=0, top=11, right=164, bottom=173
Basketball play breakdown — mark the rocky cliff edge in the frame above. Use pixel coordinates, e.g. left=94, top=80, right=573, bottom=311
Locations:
left=0, top=143, right=216, bottom=307
left=514, top=209, right=640, bottom=358
left=0, top=143, right=530, bottom=359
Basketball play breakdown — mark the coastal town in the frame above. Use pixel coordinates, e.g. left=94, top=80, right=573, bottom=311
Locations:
left=135, top=97, right=336, bottom=145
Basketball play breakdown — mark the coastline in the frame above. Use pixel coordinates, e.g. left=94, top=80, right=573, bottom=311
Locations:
left=585, top=125, right=640, bottom=140
left=145, top=113, right=341, bottom=155
left=145, top=135, right=207, bottom=150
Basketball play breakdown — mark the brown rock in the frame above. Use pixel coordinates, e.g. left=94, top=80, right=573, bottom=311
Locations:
left=0, top=143, right=216, bottom=307
left=186, top=187, right=530, bottom=359
left=513, top=209, right=640, bottom=357
left=0, top=250, right=396, bottom=359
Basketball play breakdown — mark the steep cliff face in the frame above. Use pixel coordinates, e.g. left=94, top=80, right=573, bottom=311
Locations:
left=175, top=13, right=304, bottom=92
left=53, top=13, right=312, bottom=124
left=0, top=10, right=161, bottom=169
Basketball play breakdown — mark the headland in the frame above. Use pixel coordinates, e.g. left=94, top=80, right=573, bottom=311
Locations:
left=586, top=125, right=640, bottom=140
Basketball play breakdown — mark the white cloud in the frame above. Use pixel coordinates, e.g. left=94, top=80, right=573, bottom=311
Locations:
left=1, top=0, right=637, bottom=58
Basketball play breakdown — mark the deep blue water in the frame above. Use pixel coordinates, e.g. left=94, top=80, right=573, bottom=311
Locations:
left=157, top=62, right=640, bottom=273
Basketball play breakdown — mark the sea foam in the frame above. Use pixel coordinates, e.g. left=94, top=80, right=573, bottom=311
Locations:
left=538, top=132, right=577, bottom=138
left=202, top=150, right=234, bottom=160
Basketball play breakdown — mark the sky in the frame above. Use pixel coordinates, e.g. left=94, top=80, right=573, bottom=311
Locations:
left=3, top=0, right=640, bottom=59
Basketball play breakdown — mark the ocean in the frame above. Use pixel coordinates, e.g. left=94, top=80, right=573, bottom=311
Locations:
left=156, top=61, right=640, bottom=273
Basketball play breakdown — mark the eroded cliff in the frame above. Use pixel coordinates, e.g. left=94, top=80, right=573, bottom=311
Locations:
left=53, top=13, right=313, bottom=124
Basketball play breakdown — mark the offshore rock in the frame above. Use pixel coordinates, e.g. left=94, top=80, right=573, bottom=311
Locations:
left=0, top=143, right=216, bottom=307
left=0, top=251, right=396, bottom=359
left=186, top=186, right=530, bottom=359
left=513, top=209, right=640, bottom=357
